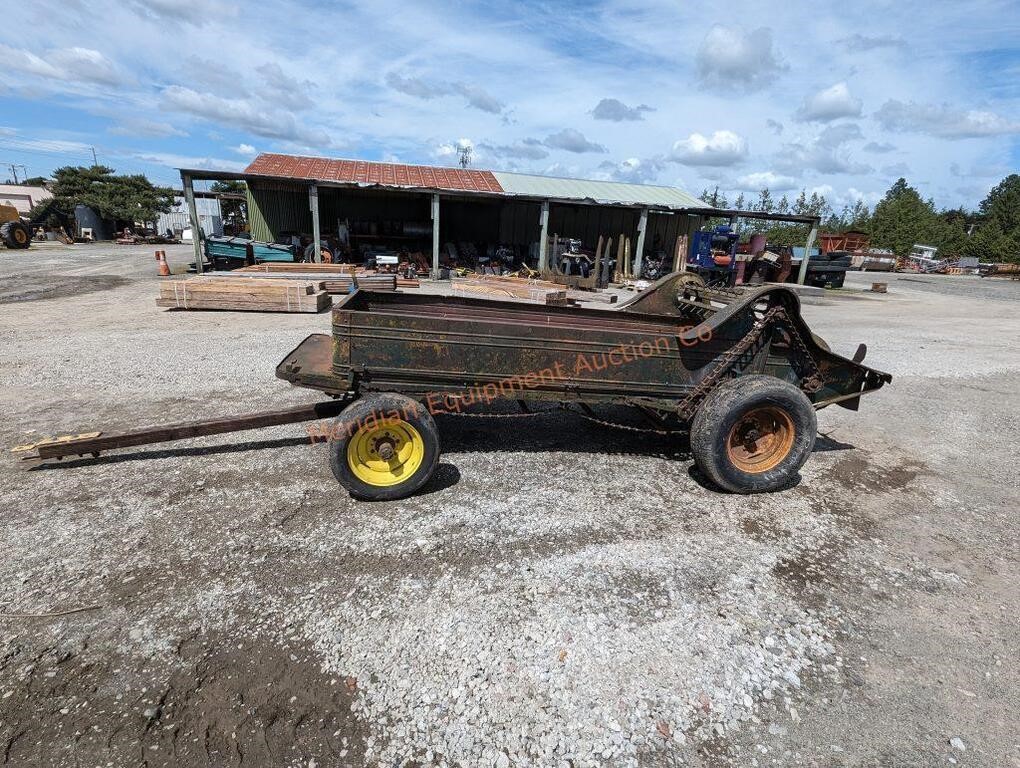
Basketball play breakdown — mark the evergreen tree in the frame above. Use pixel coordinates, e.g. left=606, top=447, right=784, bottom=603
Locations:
left=46, top=166, right=175, bottom=224
left=979, top=174, right=1020, bottom=235
left=869, top=178, right=966, bottom=257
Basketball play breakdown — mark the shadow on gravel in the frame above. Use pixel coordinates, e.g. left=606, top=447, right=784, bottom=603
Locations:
left=416, top=461, right=461, bottom=495
left=813, top=433, right=856, bottom=453
left=434, top=407, right=693, bottom=460
left=687, top=464, right=804, bottom=493
left=0, top=274, right=129, bottom=303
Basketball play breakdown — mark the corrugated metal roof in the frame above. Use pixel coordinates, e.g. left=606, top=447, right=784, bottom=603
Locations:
left=491, top=171, right=704, bottom=210
left=245, top=154, right=503, bottom=194
left=242, top=153, right=706, bottom=210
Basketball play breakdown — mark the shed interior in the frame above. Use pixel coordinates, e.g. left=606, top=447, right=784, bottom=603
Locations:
left=245, top=179, right=700, bottom=278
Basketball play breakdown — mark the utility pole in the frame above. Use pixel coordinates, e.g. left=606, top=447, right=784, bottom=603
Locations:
left=8, top=164, right=26, bottom=184
left=90, top=146, right=98, bottom=166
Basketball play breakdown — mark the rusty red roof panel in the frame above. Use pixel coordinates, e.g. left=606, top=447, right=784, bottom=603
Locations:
left=245, top=153, right=504, bottom=194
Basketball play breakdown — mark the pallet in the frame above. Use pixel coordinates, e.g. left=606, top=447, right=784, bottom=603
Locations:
left=157, top=277, right=330, bottom=313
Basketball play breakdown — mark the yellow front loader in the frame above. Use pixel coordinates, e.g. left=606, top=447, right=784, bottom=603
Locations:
left=0, top=204, right=31, bottom=249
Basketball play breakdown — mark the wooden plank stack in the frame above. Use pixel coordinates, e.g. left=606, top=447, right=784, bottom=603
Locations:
left=453, top=275, right=569, bottom=305
left=156, top=277, right=331, bottom=313
left=207, top=270, right=398, bottom=294
left=234, top=262, right=419, bottom=290
left=236, top=263, right=363, bottom=274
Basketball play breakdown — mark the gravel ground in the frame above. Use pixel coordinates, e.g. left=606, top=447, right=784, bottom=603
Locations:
left=0, top=245, right=1017, bottom=767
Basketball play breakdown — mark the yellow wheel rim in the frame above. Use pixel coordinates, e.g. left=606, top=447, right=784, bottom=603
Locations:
left=346, top=420, right=425, bottom=487
left=14, top=228, right=27, bottom=245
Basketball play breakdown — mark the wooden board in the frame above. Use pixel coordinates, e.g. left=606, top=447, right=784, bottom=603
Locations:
left=453, top=276, right=568, bottom=305
left=205, top=271, right=398, bottom=293
left=566, top=289, right=617, bottom=304
left=236, top=263, right=366, bottom=274
left=157, top=277, right=330, bottom=313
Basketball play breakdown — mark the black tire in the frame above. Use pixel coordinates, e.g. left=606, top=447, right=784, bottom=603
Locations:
left=690, top=375, right=817, bottom=493
left=2, top=221, right=31, bottom=249
left=328, top=393, right=440, bottom=501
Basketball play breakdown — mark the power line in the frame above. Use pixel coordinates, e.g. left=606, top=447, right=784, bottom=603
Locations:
left=0, top=142, right=95, bottom=165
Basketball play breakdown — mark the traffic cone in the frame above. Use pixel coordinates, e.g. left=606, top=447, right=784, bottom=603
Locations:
left=156, top=250, right=170, bottom=277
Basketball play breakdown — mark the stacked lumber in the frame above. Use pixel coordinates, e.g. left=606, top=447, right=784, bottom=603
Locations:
left=456, top=274, right=616, bottom=305
left=207, top=270, right=397, bottom=294
left=567, top=289, right=617, bottom=304
left=236, top=263, right=364, bottom=274
left=156, top=277, right=330, bottom=313
left=453, top=275, right=568, bottom=305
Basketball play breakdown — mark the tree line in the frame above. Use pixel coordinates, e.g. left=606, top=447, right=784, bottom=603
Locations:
left=700, top=174, right=1020, bottom=264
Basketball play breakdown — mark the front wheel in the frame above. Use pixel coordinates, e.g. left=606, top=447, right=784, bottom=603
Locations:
left=690, top=375, right=817, bottom=493
left=328, top=393, right=440, bottom=501
left=2, top=221, right=31, bottom=249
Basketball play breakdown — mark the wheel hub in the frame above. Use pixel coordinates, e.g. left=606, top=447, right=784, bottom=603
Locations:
left=726, top=406, right=795, bottom=473
left=348, top=422, right=424, bottom=487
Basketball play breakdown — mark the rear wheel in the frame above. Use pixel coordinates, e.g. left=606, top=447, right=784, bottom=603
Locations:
left=328, top=393, right=440, bottom=501
left=690, top=375, right=816, bottom=493
left=2, top=221, right=31, bottom=249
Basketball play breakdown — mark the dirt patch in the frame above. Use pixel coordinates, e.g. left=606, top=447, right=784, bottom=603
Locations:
left=740, top=515, right=791, bottom=541
left=827, top=454, right=927, bottom=494
left=0, top=631, right=366, bottom=767
left=0, top=274, right=129, bottom=303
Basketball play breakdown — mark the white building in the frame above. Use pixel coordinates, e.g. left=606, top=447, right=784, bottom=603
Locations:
left=157, top=193, right=223, bottom=238
left=0, top=184, right=52, bottom=215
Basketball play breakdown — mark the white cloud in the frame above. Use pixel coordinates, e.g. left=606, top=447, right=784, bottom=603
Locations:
left=874, top=100, right=1020, bottom=138
left=452, top=83, right=503, bottom=114
left=232, top=143, right=257, bottom=156
left=774, top=123, right=872, bottom=175
left=480, top=139, right=548, bottom=161
left=796, top=82, right=863, bottom=122
left=696, top=26, right=786, bottom=91
left=596, top=157, right=666, bottom=184
left=670, top=130, right=748, bottom=166
left=128, top=0, right=238, bottom=24
left=0, top=43, right=124, bottom=86
left=434, top=138, right=474, bottom=161
left=881, top=162, right=910, bottom=176
left=108, top=118, right=187, bottom=138
left=129, top=151, right=246, bottom=172
left=160, top=86, right=330, bottom=146
left=836, top=33, right=907, bottom=51
left=863, top=141, right=896, bottom=153
left=544, top=129, right=607, bottom=154
left=384, top=73, right=503, bottom=113
left=735, top=171, right=799, bottom=191
left=256, top=62, right=314, bottom=111
left=179, top=57, right=248, bottom=97
left=591, top=98, right=654, bottom=122
left=386, top=72, right=449, bottom=99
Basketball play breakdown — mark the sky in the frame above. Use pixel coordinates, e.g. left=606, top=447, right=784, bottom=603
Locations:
left=1, top=0, right=1018, bottom=211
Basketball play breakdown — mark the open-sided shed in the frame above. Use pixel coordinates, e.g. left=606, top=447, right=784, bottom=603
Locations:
left=179, top=153, right=821, bottom=283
